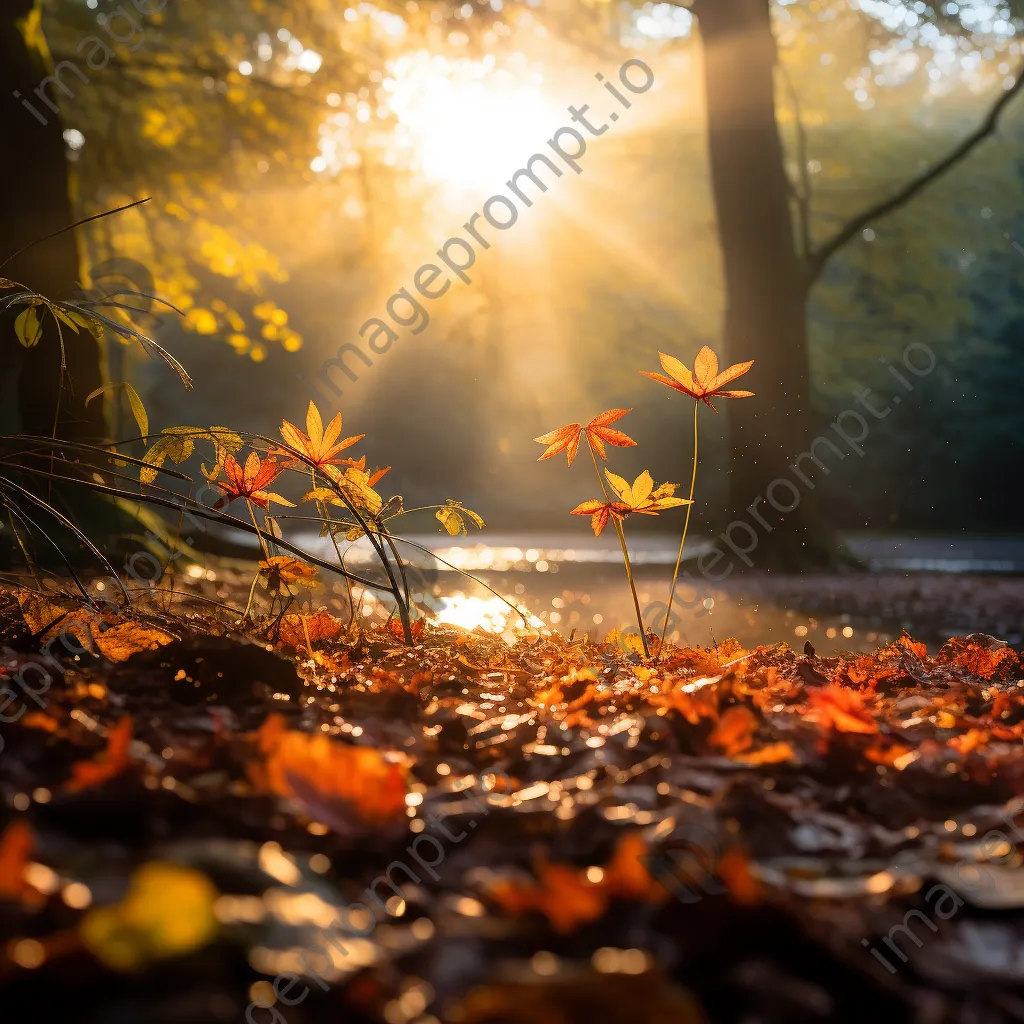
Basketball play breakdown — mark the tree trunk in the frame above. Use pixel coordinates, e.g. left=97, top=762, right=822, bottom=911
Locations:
left=694, top=0, right=846, bottom=569
left=0, top=0, right=104, bottom=441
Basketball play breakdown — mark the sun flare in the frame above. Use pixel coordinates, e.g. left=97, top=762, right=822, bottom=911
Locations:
left=385, top=52, right=564, bottom=194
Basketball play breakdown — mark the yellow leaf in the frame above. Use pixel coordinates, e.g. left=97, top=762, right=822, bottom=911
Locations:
left=93, top=622, right=174, bottom=662
left=324, top=465, right=383, bottom=517
left=302, top=487, right=339, bottom=504
left=184, top=308, right=218, bottom=335
left=199, top=427, right=243, bottom=482
left=86, top=382, right=149, bottom=440
left=140, top=431, right=195, bottom=485
left=435, top=500, right=485, bottom=535
left=17, top=4, right=51, bottom=63
left=14, top=305, right=42, bottom=347
left=51, top=305, right=81, bottom=333
left=436, top=507, right=464, bottom=536
left=621, top=633, right=647, bottom=657
left=604, top=469, right=631, bottom=502
left=80, top=862, right=218, bottom=970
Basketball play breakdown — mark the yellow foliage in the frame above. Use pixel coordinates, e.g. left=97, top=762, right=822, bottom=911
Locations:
left=80, top=862, right=218, bottom=970
left=184, top=308, right=218, bottom=335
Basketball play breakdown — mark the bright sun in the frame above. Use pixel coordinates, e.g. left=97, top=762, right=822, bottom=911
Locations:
left=385, top=52, right=564, bottom=194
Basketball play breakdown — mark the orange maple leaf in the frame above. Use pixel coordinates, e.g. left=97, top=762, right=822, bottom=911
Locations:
left=278, top=400, right=364, bottom=471
left=278, top=609, right=344, bottom=648
left=602, top=832, right=668, bottom=902
left=216, top=452, right=293, bottom=510
left=490, top=859, right=608, bottom=934
left=67, top=715, right=134, bottom=791
left=535, top=859, right=610, bottom=933
left=808, top=684, right=877, bottom=734
left=533, top=409, right=637, bottom=466
left=488, top=832, right=665, bottom=933
left=585, top=408, right=639, bottom=459
left=0, top=820, right=34, bottom=901
left=387, top=618, right=425, bottom=641
left=570, top=498, right=630, bottom=537
left=707, top=705, right=758, bottom=757
left=254, top=714, right=407, bottom=828
left=717, top=847, right=763, bottom=905
left=641, top=345, right=754, bottom=412
left=897, top=633, right=928, bottom=659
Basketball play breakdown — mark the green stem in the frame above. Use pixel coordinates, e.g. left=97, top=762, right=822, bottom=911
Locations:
left=587, top=442, right=650, bottom=658
left=661, top=399, right=699, bottom=651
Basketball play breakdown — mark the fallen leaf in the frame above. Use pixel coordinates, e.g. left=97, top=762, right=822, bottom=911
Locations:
left=278, top=609, right=344, bottom=648
left=716, top=847, right=762, bottom=905
left=0, top=820, right=34, bottom=901
left=602, top=832, right=667, bottom=902
left=738, top=741, right=796, bottom=765
left=253, top=714, right=408, bottom=828
left=92, top=622, right=174, bottom=662
left=80, top=861, right=218, bottom=970
left=707, top=705, right=758, bottom=756
left=67, top=716, right=134, bottom=791
left=808, top=684, right=877, bottom=734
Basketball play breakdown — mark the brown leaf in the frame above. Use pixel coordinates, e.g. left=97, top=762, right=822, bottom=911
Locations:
left=16, top=589, right=172, bottom=661
left=459, top=970, right=707, bottom=1024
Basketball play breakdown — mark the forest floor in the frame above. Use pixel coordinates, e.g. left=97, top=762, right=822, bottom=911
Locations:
left=1, top=567, right=1024, bottom=1024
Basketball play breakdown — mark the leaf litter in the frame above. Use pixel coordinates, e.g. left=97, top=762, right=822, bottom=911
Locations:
left=2, top=583, right=1024, bottom=1022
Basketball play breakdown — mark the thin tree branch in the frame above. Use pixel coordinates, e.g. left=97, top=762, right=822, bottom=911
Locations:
left=807, top=66, right=1024, bottom=284
left=0, top=199, right=150, bottom=273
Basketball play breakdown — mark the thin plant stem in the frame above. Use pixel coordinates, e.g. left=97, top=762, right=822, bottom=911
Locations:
left=313, top=466, right=358, bottom=627
left=324, top=519, right=357, bottom=627
left=661, top=399, right=699, bottom=651
left=246, top=499, right=271, bottom=560
left=587, top=441, right=650, bottom=658
left=241, top=572, right=260, bottom=621
left=300, top=613, right=318, bottom=677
